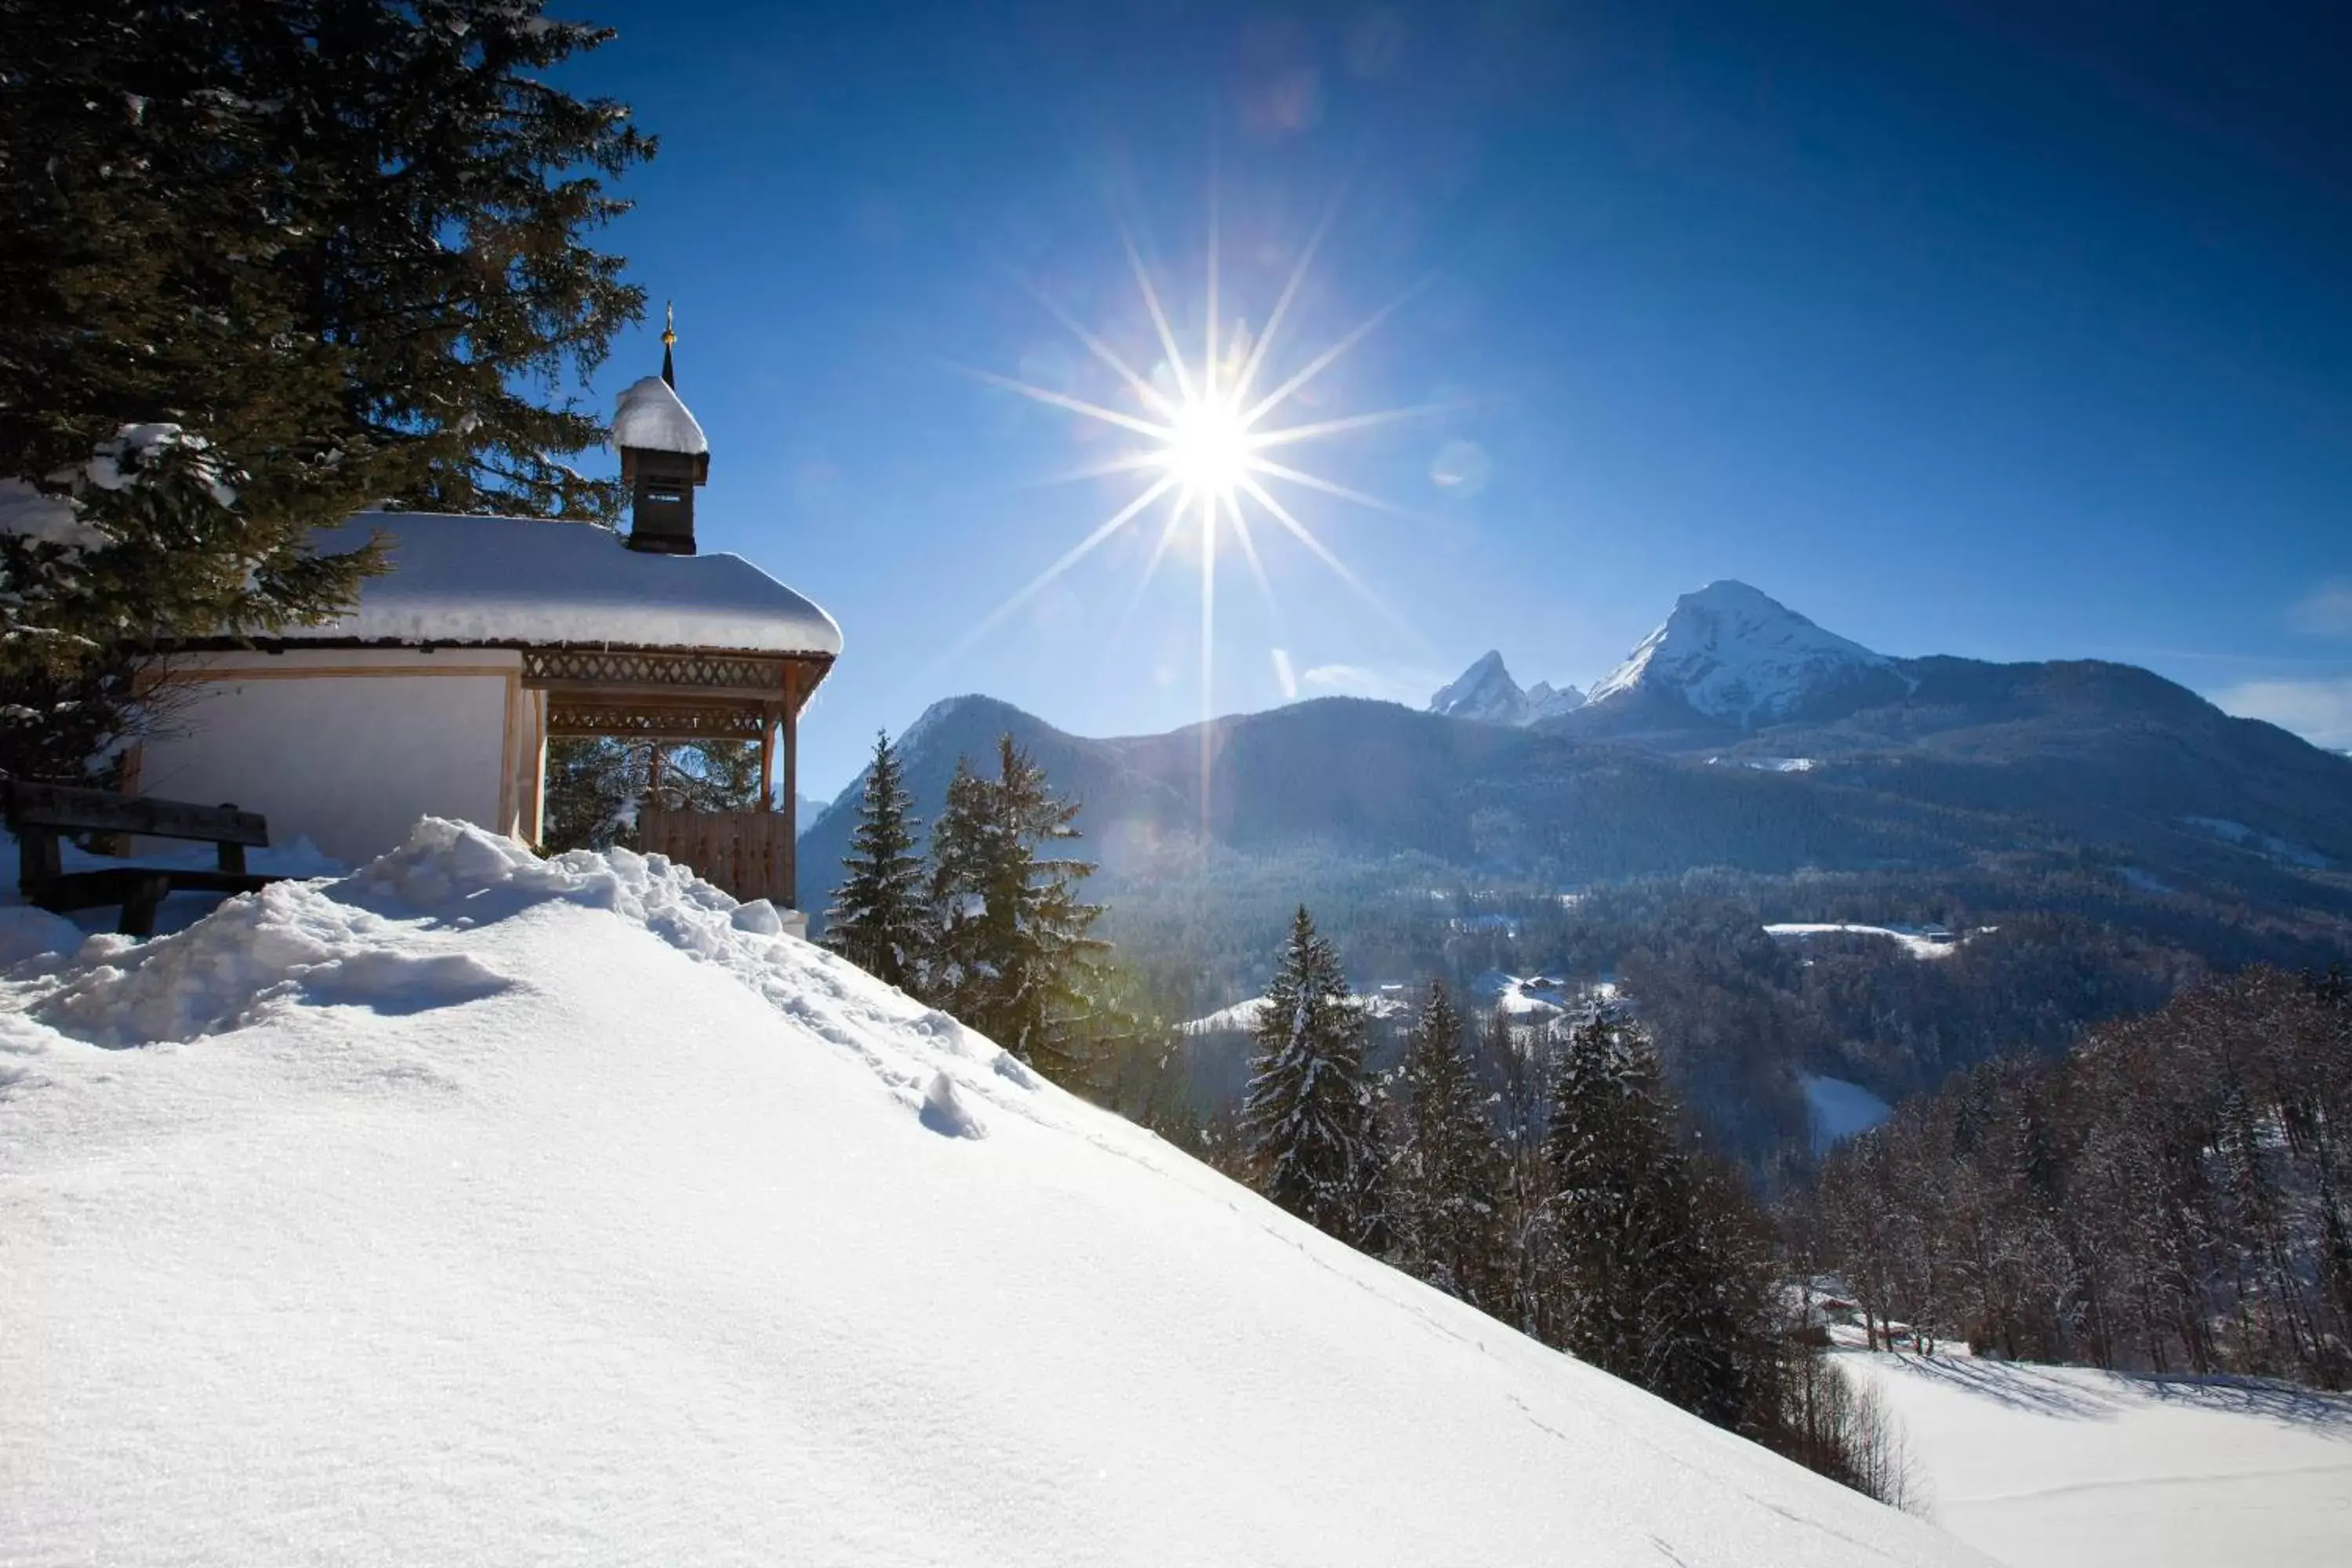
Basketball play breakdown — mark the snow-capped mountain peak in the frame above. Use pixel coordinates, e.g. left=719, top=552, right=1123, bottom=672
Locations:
left=1428, top=650, right=1520, bottom=722
left=1525, top=680, right=1586, bottom=720
left=1586, top=580, right=1896, bottom=728
left=1428, top=652, right=1584, bottom=727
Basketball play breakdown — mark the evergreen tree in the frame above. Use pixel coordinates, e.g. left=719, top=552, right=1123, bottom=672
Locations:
left=1243, top=906, right=1382, bottom=1246
left=824, top=731, right=928, bottom=992
left=540, top=734, right=644, bottom=853
left=644, top=739, right=763, bottom=815
left=539, top=737, right=762, bottom=853
left=1544, top=1016, right=1748, bottom=1424
left=924, top=735, right=1107, bottom=1071
left=1391, top=978, right=1507, bottom=1308
left=1484, top=1004, right=1558, bottom=1338
left=0, top=0, right=652, bottom=777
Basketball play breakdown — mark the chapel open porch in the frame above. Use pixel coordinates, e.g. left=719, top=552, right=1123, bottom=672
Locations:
left=526, top=644, right=826, bottom=911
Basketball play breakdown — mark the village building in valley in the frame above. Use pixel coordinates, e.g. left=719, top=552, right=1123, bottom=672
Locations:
left=127, top=338, right=839, bottom=913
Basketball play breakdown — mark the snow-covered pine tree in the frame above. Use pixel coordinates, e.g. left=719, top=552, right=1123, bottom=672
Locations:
left=824, top=731, right=929, bottom=992
left=0, top=0, right=651, bottom=777
left=924, top=756, right=991, bottom=1011
left=1542, top=1015, right=1747, bottom=1425
left=924, top=736, right=1106, bottom=1072
left=1392, top=978, right=1508, bottom=1308
left=1476, top=1002, right=1555, bottom=1335
left=1244, top=906, right=1383, bottom=1247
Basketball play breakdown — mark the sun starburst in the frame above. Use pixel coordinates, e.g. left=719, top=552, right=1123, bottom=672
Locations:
left=954, top=184, right=1454, bottom=731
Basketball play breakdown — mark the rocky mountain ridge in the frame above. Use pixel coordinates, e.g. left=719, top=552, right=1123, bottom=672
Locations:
left=1427, top=651, right=1584, bottom=727
left=802, top=579, right=2352, bottom=963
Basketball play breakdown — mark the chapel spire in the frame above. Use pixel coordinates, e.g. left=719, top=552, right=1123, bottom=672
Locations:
left=614, top=304, right=709, bottom=555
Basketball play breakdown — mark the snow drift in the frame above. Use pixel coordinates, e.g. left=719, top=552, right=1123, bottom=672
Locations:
left=1, top=820, right=1983, bottom=1566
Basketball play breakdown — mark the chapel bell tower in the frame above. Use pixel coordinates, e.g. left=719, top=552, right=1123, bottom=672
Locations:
left=615, top=303, right=710, bottom=556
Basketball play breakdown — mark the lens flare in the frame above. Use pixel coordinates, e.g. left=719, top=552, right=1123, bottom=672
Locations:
left=953, top=180, right=1459, bottom=734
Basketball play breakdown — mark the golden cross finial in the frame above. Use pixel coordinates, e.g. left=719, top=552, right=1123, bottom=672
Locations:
left=662, top=300, right=677, bottom=350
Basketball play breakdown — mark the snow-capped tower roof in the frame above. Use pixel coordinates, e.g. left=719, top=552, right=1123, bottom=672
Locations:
left=614, top=304, right=710, bottom=555
left=611, top=375, right=709, bottom=457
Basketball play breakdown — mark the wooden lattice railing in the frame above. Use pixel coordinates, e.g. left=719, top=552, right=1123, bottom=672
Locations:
left=637, top=806, right=797, bottom=911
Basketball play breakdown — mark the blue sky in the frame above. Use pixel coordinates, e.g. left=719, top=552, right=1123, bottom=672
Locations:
left=556, top=0, right=2352, bottom=797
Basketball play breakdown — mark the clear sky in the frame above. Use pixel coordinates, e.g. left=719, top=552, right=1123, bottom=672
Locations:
left=554, top=0, right=2352, bottom=797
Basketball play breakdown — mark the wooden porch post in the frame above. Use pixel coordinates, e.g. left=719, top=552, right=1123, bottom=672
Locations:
left=782, top=673, right=799, bottom=910
left=757, top=706, right=778, bottom=811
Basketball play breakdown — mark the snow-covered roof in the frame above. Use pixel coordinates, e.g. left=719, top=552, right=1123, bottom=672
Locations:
left=611, top=375, right=709, bottom=455
left=276, top=512, right=840, bottom=656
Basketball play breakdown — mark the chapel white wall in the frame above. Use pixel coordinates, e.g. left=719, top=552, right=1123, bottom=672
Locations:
left=136, top=649, right=524, bottom=867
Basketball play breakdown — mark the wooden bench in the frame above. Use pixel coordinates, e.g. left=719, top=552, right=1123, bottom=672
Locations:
left=4, top=778, right=283, bottom=937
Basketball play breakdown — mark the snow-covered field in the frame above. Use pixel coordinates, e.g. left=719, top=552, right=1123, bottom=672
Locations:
left=1800, top=1072, right=1894, bottom=1151
left=1, top=821, right=1980, bottom=1566
left=1468, top=970, right=1626, bottom=1019
left=1472, top=969, right=1572, bottom=1015
left=1765, top=922, right=1971, bottom=960
left=1842, top=1348, right=2352, bottom=1568
left=1709, top=754, right=1817, bottom=772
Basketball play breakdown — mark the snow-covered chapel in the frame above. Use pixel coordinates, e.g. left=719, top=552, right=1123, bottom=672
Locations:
left=129, top=331, right=840, bottom=903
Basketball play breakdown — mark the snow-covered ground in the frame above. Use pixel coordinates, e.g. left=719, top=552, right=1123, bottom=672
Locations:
left=1472, top=970, right=1572, bottom=1015
left=1177, top=987, right=1410, bottom=1036
left=1841, top=1348, right=2352, bottom=1568
left=0, top=820, right=1980, bottom=1567
left=1178, top=995, right=1269, bottom=1033
left=1710, top=755, right=1817, bottom=772
left=1800, top=1073, right=1894, bottom=1151
left=0, top=832, right=344, bottom=956
left=1765, top=922, right=1974, bottom=960
left=1466, top=971, right=1626, bottom=1019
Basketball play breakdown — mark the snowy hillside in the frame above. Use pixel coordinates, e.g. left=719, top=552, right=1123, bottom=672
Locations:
left=1585, top=579, right=1902, bottom=726
left=0, top=821, right=1980, bottom=1567
left=1841, top=1348, right=2352, bottom=1568
left=1428, top=650, right=1584, bottom=726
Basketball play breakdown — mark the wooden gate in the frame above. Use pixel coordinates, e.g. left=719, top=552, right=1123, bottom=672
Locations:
left=637, top=808, right=796, bottom=910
